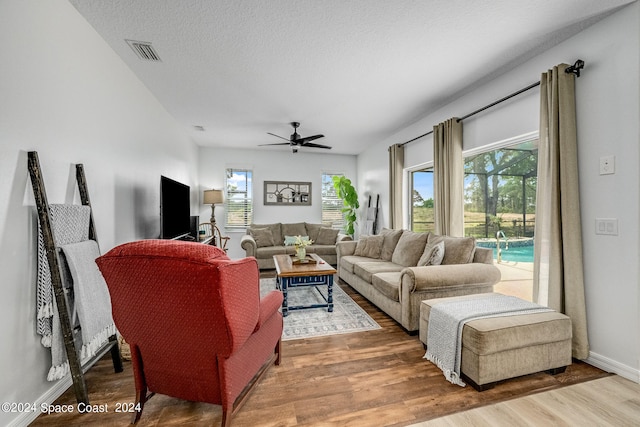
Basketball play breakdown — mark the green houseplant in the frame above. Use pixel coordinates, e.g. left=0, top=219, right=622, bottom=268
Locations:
left=332, top=175, right=359, bottom=236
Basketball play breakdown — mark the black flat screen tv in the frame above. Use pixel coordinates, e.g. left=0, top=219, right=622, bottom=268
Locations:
left=160, top=176, right=191, bottom=240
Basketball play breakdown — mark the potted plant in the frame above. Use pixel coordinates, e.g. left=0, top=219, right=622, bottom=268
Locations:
left=332, top=175, right=359, bottom=237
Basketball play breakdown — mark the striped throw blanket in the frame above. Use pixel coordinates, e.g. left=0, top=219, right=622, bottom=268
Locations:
left=424, top=293, right=553, bottom=387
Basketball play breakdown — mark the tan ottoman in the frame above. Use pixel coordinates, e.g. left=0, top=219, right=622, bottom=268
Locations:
left=420, top=293, right=572, bottom=391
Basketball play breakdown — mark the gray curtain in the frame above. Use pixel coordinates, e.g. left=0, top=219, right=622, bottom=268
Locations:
left=433, top=118, right=464, bottom=236
left=388, top=144, right=404, bottom=229
left=534, top=63, right=589, bottom=359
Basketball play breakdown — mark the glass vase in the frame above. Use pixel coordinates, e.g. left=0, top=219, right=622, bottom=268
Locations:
left=296, top=246, right=306, bottom=261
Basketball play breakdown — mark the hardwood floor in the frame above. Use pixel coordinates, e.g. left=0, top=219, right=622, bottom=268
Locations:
left=31, top=277, right=612, bottom=426
left=414, top=375, right=640, bottom=426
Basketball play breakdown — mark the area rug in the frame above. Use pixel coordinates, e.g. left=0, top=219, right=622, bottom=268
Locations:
left=260, top=278, right=381, bottom=341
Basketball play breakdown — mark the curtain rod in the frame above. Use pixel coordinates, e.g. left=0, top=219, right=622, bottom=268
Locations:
left=399, top=59, right=585, bottom=147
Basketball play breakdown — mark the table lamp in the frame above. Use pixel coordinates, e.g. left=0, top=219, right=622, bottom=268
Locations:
left=203, top=189, right=224, bottom=227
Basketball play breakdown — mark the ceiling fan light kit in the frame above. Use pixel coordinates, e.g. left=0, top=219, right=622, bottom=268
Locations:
left=260, top=122, right=332, bottom=153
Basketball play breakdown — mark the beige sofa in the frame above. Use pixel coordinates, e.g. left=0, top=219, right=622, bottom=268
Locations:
left=241, top=222, right=352, bottom=270
left=336, top=229, right=501, bottom=333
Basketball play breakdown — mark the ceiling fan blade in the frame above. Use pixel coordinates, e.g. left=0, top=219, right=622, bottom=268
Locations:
left=267, top=132, right=291, bottom=142
left=301, top=142, right=332, bottom=149
left=297, top=134, right=324, bottom=144
left=258, top=142, right=291, bottom=146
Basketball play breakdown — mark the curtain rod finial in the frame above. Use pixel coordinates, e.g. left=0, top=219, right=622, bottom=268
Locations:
left=565, top=59, right=585, bottom=77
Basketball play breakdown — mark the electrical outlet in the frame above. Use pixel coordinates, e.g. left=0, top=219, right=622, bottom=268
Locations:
left=599, top=155, right=615, bottom=175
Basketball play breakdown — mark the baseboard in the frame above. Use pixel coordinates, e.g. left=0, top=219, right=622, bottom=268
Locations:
left=586, top=351, right=639, bottom=383
left=6, top=377, right=72, bottom=427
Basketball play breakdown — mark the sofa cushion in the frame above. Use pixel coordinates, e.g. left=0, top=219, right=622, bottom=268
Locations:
left=281, top=223, right=307, bottom=241
left=255, top=245, right=288, bottom=258
left=380, top=228, right=404, bottom=261
left=311, top=244, right=337, bottom=256
left=304, top=223, right=323, bottom=242
left=250, top=227, right=276, bottom=248
left=417, top=240, right=445, bottom=266
left=340, top=255, right=377, bottom=274
left=353, top=261, right=404, bottom=283
left=429, top=234, right=477, bottom=265
left=250, top=223, right=281, bottom=245
left=371, top=272, right=402, bottom=302
left=316, top=227, right=340, bottom=245
left=391, top=231, right=429, bottom=267
left=353, top=235, right=384, bottom=258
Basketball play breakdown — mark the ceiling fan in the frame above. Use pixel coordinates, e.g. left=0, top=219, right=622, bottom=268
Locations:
left=260, top=122, right=331, bottom=153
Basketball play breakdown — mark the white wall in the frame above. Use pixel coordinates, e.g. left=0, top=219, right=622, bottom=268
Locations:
left=0, top=1, right=198, bottom=425
left=357, top=3, right=640, bottom=381
left=197, top=148, right=358, bottom=259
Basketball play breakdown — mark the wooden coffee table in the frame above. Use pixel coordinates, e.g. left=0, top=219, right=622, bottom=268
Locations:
left=273, top=253, right=337, bottom=316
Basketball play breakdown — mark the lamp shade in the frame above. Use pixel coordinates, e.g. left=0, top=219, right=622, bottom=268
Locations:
left=203, top=189, right=224, bottom=205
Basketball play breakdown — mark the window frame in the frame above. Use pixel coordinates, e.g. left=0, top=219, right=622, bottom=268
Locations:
left=224, top=167, right=253, bottom=229
left=320, top=172, right=345, bottom=229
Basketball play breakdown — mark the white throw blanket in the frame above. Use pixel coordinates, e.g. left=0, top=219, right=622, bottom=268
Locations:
left=36, top=204, right=115, bottom=380
left=61, top=240, right=115, bottom=361
left=37, top=204, right=91, bottom=345
left=424, top=294, right=553, bottom=387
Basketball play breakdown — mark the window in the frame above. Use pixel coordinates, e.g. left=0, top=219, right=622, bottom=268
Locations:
left=410, top=168, right=434, bottom=232
left=225, top=168, right=252, bottom=228
left=463, top=139, right=538, bottom=239
left=321, top=173, right=344, bottom=229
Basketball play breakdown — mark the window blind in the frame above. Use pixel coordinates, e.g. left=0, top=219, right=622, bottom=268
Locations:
left=321, top=173, right=344, bottom=229
left=225, top=168, right=253, bottom=228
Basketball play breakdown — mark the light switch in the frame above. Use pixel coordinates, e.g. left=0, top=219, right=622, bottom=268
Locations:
left=595, top=218, right=618, bottom=235
left=599, top=155, right=615, bottom=175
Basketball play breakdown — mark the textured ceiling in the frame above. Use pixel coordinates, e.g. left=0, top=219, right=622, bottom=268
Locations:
left=69, top=0, right=633, bottom=155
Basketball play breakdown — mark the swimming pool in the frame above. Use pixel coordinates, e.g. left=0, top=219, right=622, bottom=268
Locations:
left=492, top=245, right=534, bottom=263
left=476, top=239, right=535, bottom=263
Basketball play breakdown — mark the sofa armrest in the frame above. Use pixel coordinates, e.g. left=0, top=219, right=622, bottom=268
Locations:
left=473, top=247, right=494, bottom=264
left=336, top=240, right=357, bottom=258
left=240, top=234, right=257, bottom=257
left=337, top=233, right=353, bottom=243
left=402, top=263, right=501, bottom=292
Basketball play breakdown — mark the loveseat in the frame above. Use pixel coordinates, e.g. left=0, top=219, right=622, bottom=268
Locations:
left=336, top=229, right=501, bottom=333
left=241, top=222, right=352, bottom=269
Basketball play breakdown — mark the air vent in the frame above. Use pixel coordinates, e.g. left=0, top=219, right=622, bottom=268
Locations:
left=125, top=39, right=161, bottom=62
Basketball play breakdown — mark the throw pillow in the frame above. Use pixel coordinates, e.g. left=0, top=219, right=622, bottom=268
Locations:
left=428, top=234, right=477, bottom=265
left=304, top=223, right=323, bottom=242
left=250, top=223, right=281, bottom=245
left=353, top=235, right=384, bottom=258
left=391, top=231, right=429, bottom=267
left=417, top=240, right=445, bottom=266
left=379, top=228, right=404, bottom=261
left=315, top=227, right=339, bottom=245
left=250, top=227, right=275, bottom=248
left=284, top=235, right=309, bottom=246
left=281, top=223, right=307, bottom=240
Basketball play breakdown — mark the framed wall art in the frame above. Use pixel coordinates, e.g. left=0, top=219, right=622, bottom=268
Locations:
left=264, top=181, right=312, bottom=205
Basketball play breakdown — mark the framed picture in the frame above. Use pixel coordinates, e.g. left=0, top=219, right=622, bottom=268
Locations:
left=264, top=181, right=312, bottom=205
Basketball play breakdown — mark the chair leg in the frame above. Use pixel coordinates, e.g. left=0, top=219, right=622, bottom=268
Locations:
left=221, top=406, right=233, bottom=427
left=275, top=339, right=282, bottom=365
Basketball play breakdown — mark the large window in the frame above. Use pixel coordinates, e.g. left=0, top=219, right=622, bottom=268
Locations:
left=409, top=138, right=538, bottom=240
left=410, top=168, right=434, bottom=232
left=225, top=168, right=252, bottom=228
left=321, top=173, right=344, bottom=229
left=463, top=140, right=538, bottom=239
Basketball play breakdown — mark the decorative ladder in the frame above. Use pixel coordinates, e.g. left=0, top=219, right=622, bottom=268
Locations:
left=27, top=151, right=123, bottom=404
left=365, top=194, right=380, bottom=235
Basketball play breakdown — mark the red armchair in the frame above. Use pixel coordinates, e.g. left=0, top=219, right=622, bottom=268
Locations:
left=96, top=239, right=283, bottom=426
